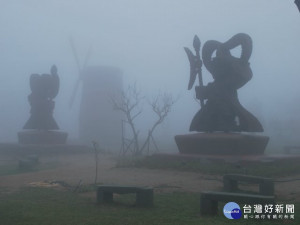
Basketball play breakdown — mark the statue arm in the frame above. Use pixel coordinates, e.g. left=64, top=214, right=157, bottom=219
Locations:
left=195, top=83, right=214, bottom=101
left=49, top=65, right=60, bottom=99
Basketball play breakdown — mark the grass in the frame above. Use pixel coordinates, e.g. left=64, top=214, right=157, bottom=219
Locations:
left=0, top=187, right=298, bottom=225
left=0, top=164, right=22, bottom=176
left=116, top=155, right=300, bottom=178
left=0, top=161, right=58, bottom=176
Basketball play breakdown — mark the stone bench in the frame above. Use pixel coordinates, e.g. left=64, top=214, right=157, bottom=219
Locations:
left=96, top=185, right=153, bottom=207
left=200, top=191, right=275, bottom=215
left=223, top=174, right=274, bottom=195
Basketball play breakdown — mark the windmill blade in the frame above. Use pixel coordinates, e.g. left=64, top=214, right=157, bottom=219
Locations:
left=69, top=45, right=93, bottom=108
left=69, top=37, right=83, bottom=109
left=68, top=38, right=93, bottom=109
left=69, top=37, right=82, bottom=75
left=83, top=44, right=92, bottom=69
left=69, top=78, right=81, bottom=108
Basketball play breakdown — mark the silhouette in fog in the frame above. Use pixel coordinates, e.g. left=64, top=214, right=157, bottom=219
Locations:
left=23, top=65, right=60, bottom=130
left=295, top=0, right=300, bottom=12
left=186, top=33, right=263, bottom=132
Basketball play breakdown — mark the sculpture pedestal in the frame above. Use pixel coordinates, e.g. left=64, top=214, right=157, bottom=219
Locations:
left=18, top=130, right=68, bottom=145
left=174, top=133, right=269, bottom=155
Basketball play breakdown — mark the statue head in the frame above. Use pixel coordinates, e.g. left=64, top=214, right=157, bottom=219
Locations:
left=30, top=65, right=59, bottom=100
left=23, top=65, right=60, bottom=130
left=202, top=33, right=253, bottom=89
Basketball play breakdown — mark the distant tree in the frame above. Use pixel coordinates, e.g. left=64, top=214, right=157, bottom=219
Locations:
left=112, top=84, right=177, bottom=155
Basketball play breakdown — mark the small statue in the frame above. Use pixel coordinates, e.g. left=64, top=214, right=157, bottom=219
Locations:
left=185, top=33, right=263, bottom=132
left=23, top=65, right=60, bottom=130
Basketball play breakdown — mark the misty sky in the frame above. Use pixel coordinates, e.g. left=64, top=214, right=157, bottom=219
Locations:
left=0, top=1, right=299, bottom=148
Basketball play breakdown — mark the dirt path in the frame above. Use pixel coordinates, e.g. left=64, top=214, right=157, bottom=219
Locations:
left=1, top=153, right=299, bottom=201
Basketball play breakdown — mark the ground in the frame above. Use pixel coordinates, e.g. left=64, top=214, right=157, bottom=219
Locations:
left=1, top=151, right=299, bottom=202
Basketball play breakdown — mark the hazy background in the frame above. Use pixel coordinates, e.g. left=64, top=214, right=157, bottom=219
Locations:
left=0, top=0, right=299, bottom=152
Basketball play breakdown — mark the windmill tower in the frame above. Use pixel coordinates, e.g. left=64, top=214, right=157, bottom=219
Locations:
left=79, top=66, right=123, bottom=150
left=69, top=40, right=123, bottom=151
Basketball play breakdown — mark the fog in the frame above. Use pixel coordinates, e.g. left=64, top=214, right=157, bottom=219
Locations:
left=0, top=0, right=300, bottom=151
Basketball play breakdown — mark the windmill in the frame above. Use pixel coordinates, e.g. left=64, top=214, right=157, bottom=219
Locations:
left=68, top=38, right=124, bottom=150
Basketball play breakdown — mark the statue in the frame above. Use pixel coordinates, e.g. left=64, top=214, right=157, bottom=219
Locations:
left=18, top=65, right=67, bottom=144
left=186, top=33, right=263, bottom=132
left=175, top=33, right=269, bottom=155
left=23, top=65, right=60, bottom=130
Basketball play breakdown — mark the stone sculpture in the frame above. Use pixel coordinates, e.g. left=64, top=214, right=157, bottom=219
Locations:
left=175, top=33, right=269, bottom=155
left=19, top=65, right=67, bottom=144
left=185, top=33, right=263, bottom=133
left=23, top=65, right=59, bottom=130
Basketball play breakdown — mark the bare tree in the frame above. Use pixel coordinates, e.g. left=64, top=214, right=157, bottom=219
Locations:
left=112, top=84, right=143, bottom=154
left=112, top=84, right=177, bottom=155
left=92, top=141, right=100, bottom=184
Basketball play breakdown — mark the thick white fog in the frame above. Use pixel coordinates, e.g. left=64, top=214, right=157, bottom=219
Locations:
left=0, top=0, right=299, bottom=151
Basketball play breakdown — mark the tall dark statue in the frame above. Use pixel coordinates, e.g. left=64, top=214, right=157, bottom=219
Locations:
left=175, top=33, right=268, bottom=155
left=23, top=65, right=60, bottom=130
left=186, top=33, right=263, bottom=132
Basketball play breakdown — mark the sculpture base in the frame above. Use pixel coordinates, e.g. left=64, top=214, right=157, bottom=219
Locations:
left=174, top=133, right=269, bottom=155
left=18, top=130, right=68, bottom=145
